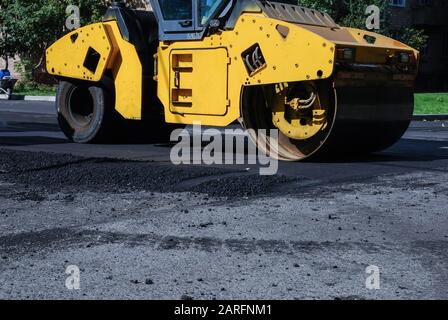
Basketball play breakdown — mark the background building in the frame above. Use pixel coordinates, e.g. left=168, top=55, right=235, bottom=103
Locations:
left=389, top=0, right=448, bottom=91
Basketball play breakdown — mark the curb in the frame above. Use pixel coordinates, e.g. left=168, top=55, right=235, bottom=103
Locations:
left=23, top=96, right=56, bottom=102
left=413, top=114, right=448, bottom=121
left=0, top=95, right=55, bottom=102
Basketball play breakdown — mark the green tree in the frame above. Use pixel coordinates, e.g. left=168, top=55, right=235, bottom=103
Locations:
left=0, top=0, right=18, bottom=68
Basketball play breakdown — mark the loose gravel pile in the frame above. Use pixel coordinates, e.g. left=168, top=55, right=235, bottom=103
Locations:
left=0, top=149, right=296, bottom=198
left=191, top=174, right=294, bottom=198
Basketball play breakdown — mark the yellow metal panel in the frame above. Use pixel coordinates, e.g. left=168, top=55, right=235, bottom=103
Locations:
left=103, top=22, right=143, bottom=120
left=343, top=28, right=419, bottom=64
left=157, top=13, right=336, bottom=126
left=346, top=28, right=414, bottom=50
left=226, top=15, right=336, bottom=85
left=46, top=21, right=142, bottom=120
left=169, top=48, right=229, bottom=116
left=46, top=23, right=112, bottom=82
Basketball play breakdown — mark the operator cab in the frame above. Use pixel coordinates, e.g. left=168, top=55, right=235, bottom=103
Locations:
left=150, top=0, right=232, bottom=40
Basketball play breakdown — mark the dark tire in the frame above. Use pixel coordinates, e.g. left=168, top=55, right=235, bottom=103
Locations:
left=56, top=80, right=116, bottom=143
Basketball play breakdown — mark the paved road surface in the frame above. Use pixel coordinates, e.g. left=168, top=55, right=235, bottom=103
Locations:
left=0, top=100, right=447, bottom=299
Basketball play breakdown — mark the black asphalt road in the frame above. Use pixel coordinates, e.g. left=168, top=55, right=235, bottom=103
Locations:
left=0, top=100, right=447, bottom=182
left=0, top=100, right=448, bottom=300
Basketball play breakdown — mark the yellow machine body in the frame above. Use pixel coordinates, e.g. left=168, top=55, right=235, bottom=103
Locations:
left=155, top=13, right=418, bottom=126
left=156, top=13, right=336, bottom=126
left=47, top=11, right=418, bottom=126
left=47, top=21, right=143, bottom=119
left=46, top=5, right=419, bottom=157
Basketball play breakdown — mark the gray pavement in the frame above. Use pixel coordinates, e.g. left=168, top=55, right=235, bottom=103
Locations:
left=0, top=100, right=447, bottom=300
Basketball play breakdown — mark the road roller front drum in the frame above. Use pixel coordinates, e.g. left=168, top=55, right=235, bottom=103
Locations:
left=242, top=79, right=413, bottom=161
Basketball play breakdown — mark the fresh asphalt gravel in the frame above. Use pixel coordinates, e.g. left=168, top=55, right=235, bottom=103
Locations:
left=1, top=149, right=447, bottom=300
left=0, top=101, right=448, bottom=299
left=0, top=150, right=294, bottom=197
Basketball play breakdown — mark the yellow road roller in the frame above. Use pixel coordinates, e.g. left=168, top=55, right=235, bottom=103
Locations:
left=46, top=0, right=419, bottom=160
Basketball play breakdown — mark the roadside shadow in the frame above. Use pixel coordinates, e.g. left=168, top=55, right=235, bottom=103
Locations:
left=0, top=119, right=67, bottom=146
left=309, top=139, right=448, bottom=163
left=7, top=95, right=25, bottom=101
left=154, top=137, right=448, bottom=164
left=0, top=122, right=60, bottom=133
left=1, top=120, right=447, bottom=165
left=0, top=136, right=68, bottom=147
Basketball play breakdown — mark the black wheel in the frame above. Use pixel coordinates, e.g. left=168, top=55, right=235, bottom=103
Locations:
left=56, top=81, right=116, bottom=143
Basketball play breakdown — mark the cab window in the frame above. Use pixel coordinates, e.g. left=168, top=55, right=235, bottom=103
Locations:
left=158, top=0, right=192, bottom=21
left=199, top=0, right=224, bottom=25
